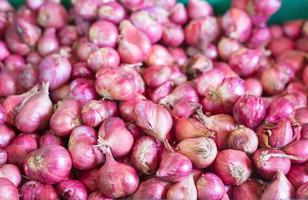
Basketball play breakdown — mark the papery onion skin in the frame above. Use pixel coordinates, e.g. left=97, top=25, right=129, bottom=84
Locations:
left=98, top=117, right=134, bottom=158
left=286, top=165, right=308, bottom=189
left=68, top=126, right=104, bottom=170
left=196, top=173, right=225, bottom=200
left=97, top=150, right=139, bottom=198
left=88, top=20, right=118, bottom=48
left=214, top=149, right=253, bottom=185
left=177, top=137, right=217, bottom=169
left=232, top=179, right=264, bottom=200
left=81, top=100, right=110, bottom=127
left=265, top=97, right=295, bottom=124
left=98, top=2, right=126, bottom=24
left=0, top=164, right=21, bottom=186
left=227, top=126, right=258, bottom=155
left=21, top=180, right=59, bottom=200
left=57, top=179, right=88, bottom=200
left=297, top=182, right=308, bottom=199
left=24, top=144, right=72, bottom=184
left=166, top=174, right=197, bottom=200
left=260, top=171, right=295, bottom=200
left=130, top=136, right=159, bottom=174
left=87, top=47, right=120, bottom=72
left=50, top=99, right=82, bottom=137
left=252, top=148, right=291, bottom=179
left=156, top=152, right=193, bottom=182
left=0, top=178, right=19, bottom=200
left=37, top=2, right=68, bottom=29
left=132, top=178, right=170, bottom=200
left=69, top=78, right=98, bottom=105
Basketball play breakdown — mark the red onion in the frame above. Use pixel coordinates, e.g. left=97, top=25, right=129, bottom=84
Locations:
left=4, top=54, right=26, bottom=74
left=257, top=120, right=297, bottom=148
left=260, top=171, right=295, bottom=200
left=130, top=10, right=162, bottom=44
left=148, top=81, right=173, bottom=103
left=218, top=37, right=241, bottom=61
left=304, top=66, right=308, bottom=86
left=6, top=133, right=38, bottom=167
left=37, top=2, right=68, bottom=28
left=185, top=17, right=219, bottom=46
left=24, top=144, right=72, bottom=184
left=196, top=173, right=225, bottom=200
left=156, top=152, right=192, bottom=182
left=244, top=78, right=263, bottom=96
left=95, top=66, right=137, bottom=101
left=118, top=20, right=151, bottom=63
left=57, top=179, right=88, bottom=200
left=221, top=8, right=251, bottom=42
left=82, top=100, right=110, bottom=127
left=87, top=48, right=120, bottom=72
left=249, top=27, right=272, bottom=48
left=214, top=149, right=253, bottom=185
left=0, top=164, right=21, bottom=187
left=145, top=44, right=174, bottom=67
left=130, top=135, right=159, bottom=174
left=39, top=52, right=72, bottom=89
left=15, top=83, right=53, bottom=133
left=0, top=178, right=19, bottom=200
left=277, top=50, right=305, bottom=72
left=265, top=97, right=295, bottom=124
left=283, top=140, right=308, bottom=163
left=119, top=94, right=145, bottom=122
left=0, top=124, right=15, bottom=148
left=58, top=25, right=78, bottom=46
left=88, top=20, right=118, bottom=48
left=37, top=28, right=59, bottom=56
left=132, top=178, right=170, bottom=200
left=75, top=39, right=97, bottom=61
left=270, top=24, right=283, bottom=38
left=0, top=71, right=17, bottom=97
left=72, top=62, right=94, bottom=79
left=69, top=78, right=98, bottom=105
left=142, top=65, right=171, bottom=88
left=50, top=99, right=82, bottom=137
left=15, top=18, right=41, bottom=47
left=297, top=182, right=308, bottom=199
left=134, top=100, right=173, bottom=150
left=287, top=165, right=308, bottom=189
left=233, top=179, right=264, bottom=200
left=50, top=84, right=70, bottom=102
left=88, top=191, right=113, bottom=200
left=79, top=168, right=99, bottom=192
left=98, top=117, right=134, bottom=158
left=196, top=68, right=224, bottom=95
left=187, top=0, right=213, bottom=19
left=39, top=130, right=63, bottom=147
left=177, top=137, right=217, bottom=168
left=233, top=94, right=267, bottom=128
left=73, top=0, right=99, bottom=20
left=0, top=149, right=7, bottom=165
left=98, top=2, right=125, bottom=24
left=16, top=5, right=36, bottom=24
left=167, top=174, right=197, bottom=200
left=162, top=23, right=184, bottom=47
left=251, top=0, right=281, bottom=27
left=169, top=64, right=187, bottom=85
left=0, top=41, right=9, bottom=61
left=227, top=126, right=258, bottom=154
left=170, top=3, right=188, bottom=25
left=21, top=180, right=58, bottom=200
left=302, top=124, right=308, bottom=139
left=26, top=0, right=45, bottom=10
left=296, top=107, right=308, bottom=125
left=168, top=47, right=188, bottom=66
left=69, top=126, right=104, bottom=170
left=141, top=6, right=170, bottom=24
left=175, top=117, right=214, bottom=141
left=97, top=149, right=139, bottom=198
left=5, top=25, right=31, bottom=56
left=18, top=64, right=39, bottom=91
left=127, top=123, right=144, bottom=139
left=0, top=104, right=5, bottom=125
left=182, top=55, right=213, bottom=77
left=229, top=48, right=262, bottom=77
left=268, top=37, right=294, bottom=56
left=252, top=148, right=298, bottom=179
left=283, top=20, right=303, bottom=39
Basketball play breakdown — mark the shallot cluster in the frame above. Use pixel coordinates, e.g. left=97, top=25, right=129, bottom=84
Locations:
left=0, top=0, right=306, bottom=199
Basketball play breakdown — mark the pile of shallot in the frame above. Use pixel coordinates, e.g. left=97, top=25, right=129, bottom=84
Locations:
left=0, top=0, right=307, bottom=199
